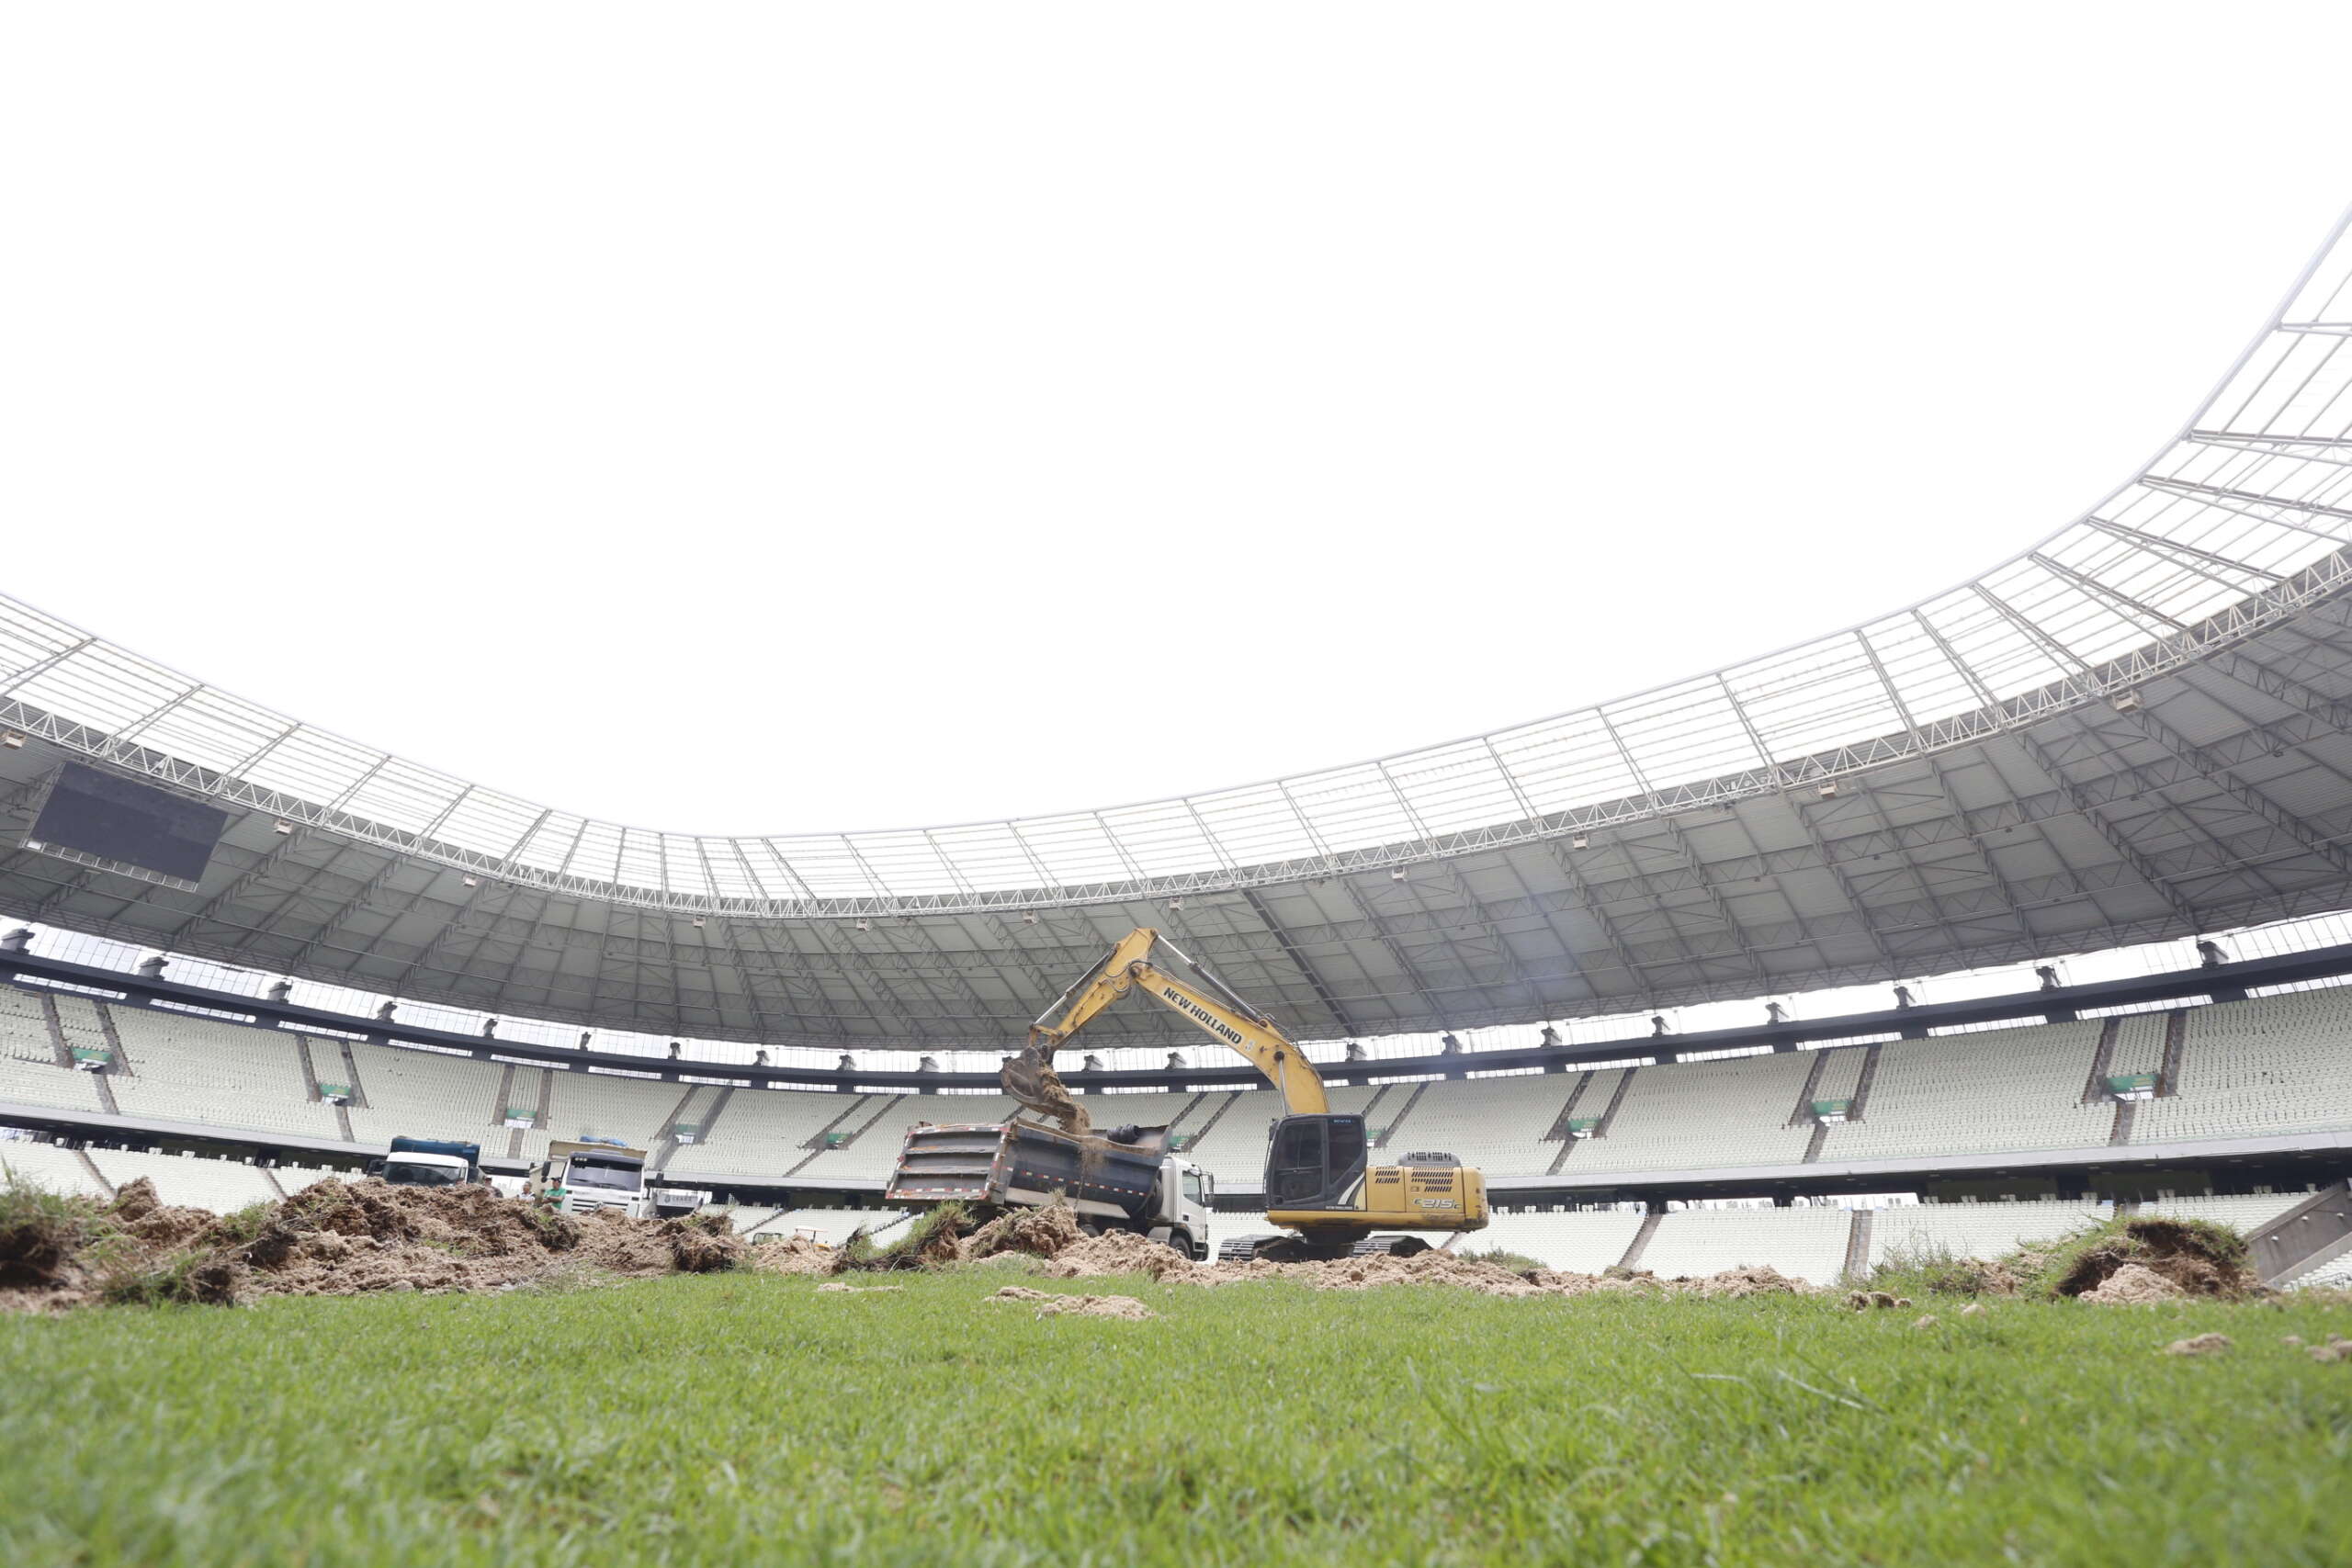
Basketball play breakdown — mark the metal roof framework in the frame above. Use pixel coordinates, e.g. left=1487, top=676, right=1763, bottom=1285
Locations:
left=6, top=212, right=2352, bottom=1050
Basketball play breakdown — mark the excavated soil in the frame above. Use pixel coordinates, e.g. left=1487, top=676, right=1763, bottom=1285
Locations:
left=2163, top=1332, right=2233, bottom=1357
left=0, top=1177, right=752, bottom=1311
left=2054, top=1216, right=2255, bottom=1302
left=748, top=1236, right=836, bottom=1277
left=960, top=1201, right=1084, bottom=1262
left=2079, top=1263, right=2186, bottom=1305
left=984, top=1284, right=1157, bottom=1319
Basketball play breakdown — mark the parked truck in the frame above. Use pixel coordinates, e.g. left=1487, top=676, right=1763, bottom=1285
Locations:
left=526, top=1138, right=652, bottom=1218
left=887, top=1119, right=1214, bottom=1259
left=369, top=1136, right=482, bottom=1189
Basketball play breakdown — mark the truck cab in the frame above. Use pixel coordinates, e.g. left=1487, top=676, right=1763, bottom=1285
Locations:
left=1152, top=1156, right=1213, bottom=1260
left=526, top=1138, right=651, bottom=1218
left=371, top=1136, right=482, bottom=1189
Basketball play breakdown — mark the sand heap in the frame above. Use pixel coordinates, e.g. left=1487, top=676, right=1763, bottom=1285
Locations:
left=0, top=1175, right=750, bottom=1311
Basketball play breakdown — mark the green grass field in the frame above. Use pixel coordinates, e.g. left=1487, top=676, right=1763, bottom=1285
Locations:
left=3, top=1269, right=2348, bottom=1567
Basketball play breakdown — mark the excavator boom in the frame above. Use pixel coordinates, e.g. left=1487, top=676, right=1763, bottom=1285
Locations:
left=998, top=926, right=1487, bottom=1258
left=1003, top=929, right=1326, bottom=1130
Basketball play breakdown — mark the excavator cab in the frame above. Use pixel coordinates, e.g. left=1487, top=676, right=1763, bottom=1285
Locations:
left=1264, top=1113, right=1368, bottom=1211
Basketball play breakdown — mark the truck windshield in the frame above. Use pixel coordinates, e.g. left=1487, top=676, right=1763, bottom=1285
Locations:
left=387, top=1162, right=466, bottom=1188
left=567, top=1158, right=643, bottom=1190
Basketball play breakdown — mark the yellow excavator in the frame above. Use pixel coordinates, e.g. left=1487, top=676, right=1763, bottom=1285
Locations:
left=1000, top=926, right=1488, bottom=1260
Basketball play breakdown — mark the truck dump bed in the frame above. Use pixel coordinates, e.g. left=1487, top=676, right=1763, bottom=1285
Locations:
left=887, top=1122, right=1162, bottom=1224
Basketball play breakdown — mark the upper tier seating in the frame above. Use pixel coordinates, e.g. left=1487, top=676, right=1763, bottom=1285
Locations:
left=106, top=1010, right=341, bottom=1140
left=1575, top=1053, right=1817, bottom=1173
left=667, top=1088, right=857, bottom=1181
left=2132, top=993, right=2352, bottom=1144
left=1816, top=1022, right=2110, bottom=1162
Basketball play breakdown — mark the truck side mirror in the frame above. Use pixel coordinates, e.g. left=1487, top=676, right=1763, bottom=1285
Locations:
left=364, top=1158, right=385, bottom=1177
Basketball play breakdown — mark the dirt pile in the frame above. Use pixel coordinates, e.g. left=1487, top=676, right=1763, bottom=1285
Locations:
left=983, top=1284, right=1157, bottom=1319
left=1, top=1175, right=758, bottom=1311
left=747, top=1236, right=835, bottom=1277
left=1846, top=1291, right=1916, bottom=1311
left=960, top=1200, right=1084, bottom=1262
left=1038, top=1230, right=1197, bottom=1280
left=2055, top=1216, right=2256, bottom=1303
left=2163, top=1332, right=2233, bottom=1357
left=2079, top=1263, right=2184, bottom=1305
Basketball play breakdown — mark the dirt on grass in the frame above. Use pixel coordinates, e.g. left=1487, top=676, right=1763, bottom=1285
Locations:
left=983, top=1284, right=1157, bottom=1319
left=0, top=1175, right=752, bottom=1311
left=2053, top=1216, right=2256, bottom=1303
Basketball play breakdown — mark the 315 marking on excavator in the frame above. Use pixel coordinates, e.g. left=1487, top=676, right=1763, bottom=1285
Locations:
left=1414, top=1198, right=1460, bottom=1210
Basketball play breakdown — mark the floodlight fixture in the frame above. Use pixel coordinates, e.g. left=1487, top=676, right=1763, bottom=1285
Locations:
left=1816, top=782, right=1838, bottom=799
left=1570, top=833, right=1589, bottom=850
left=461, top=874, right=480, bottom=887
left=2112, top=689, right=2145, bottom=714
left=0, top=731, right=23, bottom=748
left=854, top=919, right=870, bottom=932
left=1390, top=868, right=1408, bottom=881
left=272, top=818, right=295, bottom=835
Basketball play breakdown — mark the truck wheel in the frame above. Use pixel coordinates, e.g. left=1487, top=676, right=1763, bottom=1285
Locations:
left=1164, top=1230, right=1193, bottom=1260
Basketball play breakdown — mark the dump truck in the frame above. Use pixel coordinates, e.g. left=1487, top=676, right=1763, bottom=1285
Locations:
left=887, top=1119, right=1215, bottom=1260
left=369, top=1136, right=482, bottom=1189
left=526, top=1138, right=652, bottom=1218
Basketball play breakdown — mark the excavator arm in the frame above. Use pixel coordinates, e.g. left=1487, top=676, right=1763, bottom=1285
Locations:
left=1002, top=927, right=1329, bottom=1133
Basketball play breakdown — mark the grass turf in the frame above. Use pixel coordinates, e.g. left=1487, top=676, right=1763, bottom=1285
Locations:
left=3, top=1269, right=2349, bottom=1567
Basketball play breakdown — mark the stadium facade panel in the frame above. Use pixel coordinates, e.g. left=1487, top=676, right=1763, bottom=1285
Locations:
left=2, top=214, right=2352, bottom=1045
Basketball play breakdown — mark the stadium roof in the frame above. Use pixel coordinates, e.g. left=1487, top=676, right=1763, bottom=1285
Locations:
left=6, top=211, right=2352, bottom=1048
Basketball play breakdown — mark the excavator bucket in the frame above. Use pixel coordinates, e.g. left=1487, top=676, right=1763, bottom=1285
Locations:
left=1000, top=1043, right=1091, bottom=1135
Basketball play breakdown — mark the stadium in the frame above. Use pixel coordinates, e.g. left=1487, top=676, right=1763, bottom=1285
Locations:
left=8, top=17, right=2352, bottom=1568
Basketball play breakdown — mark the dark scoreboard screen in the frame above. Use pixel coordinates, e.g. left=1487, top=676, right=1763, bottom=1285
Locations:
left=28, top=763, right=229, bottom=886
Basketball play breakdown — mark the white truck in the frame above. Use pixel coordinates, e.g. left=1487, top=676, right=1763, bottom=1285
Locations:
left=371, top=1136, right=482, bottom=1189
left=526, top=1138, right=653, bottom=1218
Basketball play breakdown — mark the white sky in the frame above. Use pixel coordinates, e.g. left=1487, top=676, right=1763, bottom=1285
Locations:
left=4, top=5, right=2349, bottom=837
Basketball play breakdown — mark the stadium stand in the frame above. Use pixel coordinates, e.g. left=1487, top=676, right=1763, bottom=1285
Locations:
left=86, top=1148, right=278, bottom=1213
left=1475, top=1208, right=1648, bottom=1271
left=1867, top=1200, right=2108, bottom=1267
left=750, top=1208, right=912, bottom=1245
left=1816, top=1022, right=2111, bottom=1161
left=2108, top=1013, right=2168, bottom=1082
left=2132, top=993, right=2352, bottom=1144
left=1635, top=1205, right=1853, bottom=1286
left=1388, top=1074, right=1576, bottom=1171
left=105, top=1010, right=341, bottom=1141
left=344, top=1040, right=513, bottom=1147
left=2138, top=1191, right=2312, bottom=1231
left=2290, top=1249, right=2352, bottom=1289
left=671, top=1088, right=862, bottom=1181
left=0, top=1136, right=107, bottom=1199
left=1575, top=1052, right=1817, bottom=1173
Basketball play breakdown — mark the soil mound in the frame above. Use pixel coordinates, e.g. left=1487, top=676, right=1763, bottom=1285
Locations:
left=1039, top=1231, right=1194, bottom=1280
left=747, top=1236, right=834, bottom=1277
left=1, top=1173, right=754, bottom=1311
left=2163, top=1332, right=2233, bottom=1356
left=960, top=1200, right=1083, bottom=1262
left=2080, top=1263, right=2183, bottom=1305
left=983, top=1284, right=1156, bottom=1319
left=2053, top=1216, right=2254, bottom=1302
